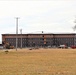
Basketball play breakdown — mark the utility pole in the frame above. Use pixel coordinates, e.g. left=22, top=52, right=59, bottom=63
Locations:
left=16, top=17, right=19, bottom=51
left=20, top=29, right=22, bottom=49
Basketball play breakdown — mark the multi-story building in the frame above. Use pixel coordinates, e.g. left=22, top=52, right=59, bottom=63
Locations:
left=2, top=33, right=76, bottom=48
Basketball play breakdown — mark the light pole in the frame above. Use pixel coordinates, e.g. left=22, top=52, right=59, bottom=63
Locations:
left=15, top=17, right=19, bottom=51
left=20, top=29, right=22, bottom=49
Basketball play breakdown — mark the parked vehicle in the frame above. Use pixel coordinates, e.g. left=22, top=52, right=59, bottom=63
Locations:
left=71, top=45, right=76, bottom=49
left=58, top=45, right=68, bottom=48
left=47, top=46, right=51, bottom=48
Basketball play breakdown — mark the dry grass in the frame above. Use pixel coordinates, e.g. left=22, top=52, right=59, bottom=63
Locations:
left=0, top=48, right=76, bottom=75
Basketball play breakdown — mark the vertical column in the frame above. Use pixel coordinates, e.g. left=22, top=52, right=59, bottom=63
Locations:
left=20, top=29, right=22, bottom=48
left=16, top=17, right=19, bottom=51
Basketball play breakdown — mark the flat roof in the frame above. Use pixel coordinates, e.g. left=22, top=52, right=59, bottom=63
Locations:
left=2, top=32, right=76, bottom=35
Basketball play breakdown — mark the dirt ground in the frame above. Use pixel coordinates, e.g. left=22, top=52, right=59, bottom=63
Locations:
left=0, top=48, right=76, bottom=75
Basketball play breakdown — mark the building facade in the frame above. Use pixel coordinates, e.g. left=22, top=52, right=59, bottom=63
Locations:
left=2, top=33, right=76, bottom=48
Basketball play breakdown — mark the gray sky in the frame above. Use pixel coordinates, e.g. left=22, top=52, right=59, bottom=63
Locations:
left=0, top=0, right=76, bottom=41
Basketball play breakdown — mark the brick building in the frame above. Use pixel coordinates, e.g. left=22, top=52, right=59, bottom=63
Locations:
left=2, top=33, right=76, bottom=48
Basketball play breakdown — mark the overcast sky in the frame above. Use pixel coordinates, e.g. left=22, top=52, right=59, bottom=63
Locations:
left=0, top=0, right=76, bottom=41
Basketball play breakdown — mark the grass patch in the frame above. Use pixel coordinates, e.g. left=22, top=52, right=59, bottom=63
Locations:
left=0, top=48, right=76, bottom=75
